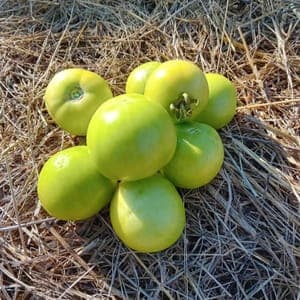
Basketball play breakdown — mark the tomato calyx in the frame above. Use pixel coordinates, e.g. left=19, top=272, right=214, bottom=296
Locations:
left=169, top=93, right=199, bottom=121
left=69, top=86, right=84, bottom=101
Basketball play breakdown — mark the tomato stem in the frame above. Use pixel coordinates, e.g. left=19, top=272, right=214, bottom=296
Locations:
left=69, top=86, right=84, bottom=101
left=169, top=93, right=199, bottom=121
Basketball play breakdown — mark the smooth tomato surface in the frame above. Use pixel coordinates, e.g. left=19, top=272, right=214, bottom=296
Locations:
left=110, top=174, right=186, bottom=252
left=44, top=68, right=113, bottom=136
left=125, top=61, right=161, bottom=94
left=37, top=146, right=116, bottom=221
left=87, top=94, right=177, bottom=181
left=196, top=73, right=237, bottom=129
left=144, top=60, right=209, bottom=122
left=163, top=122, right=224, bottom=189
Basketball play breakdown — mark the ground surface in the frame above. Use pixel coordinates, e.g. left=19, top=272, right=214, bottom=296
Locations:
left=0, top=1, right=299, bottom=299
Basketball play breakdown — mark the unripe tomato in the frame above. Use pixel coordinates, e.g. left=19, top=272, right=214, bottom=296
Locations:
left=37, top=146, right=116, bottom=221
left=196, top=73, right=237, bottom=129
left=144, top=60, right=209, bottom=123
left=87, top=94, right=177, bottom=181
left=162, top=122, right=224, bottom=189
left=44, top=68, right=113, bottom=136
left=125, top=61, right=161, bottom=94
left=110, top=174, right=186, bottom=252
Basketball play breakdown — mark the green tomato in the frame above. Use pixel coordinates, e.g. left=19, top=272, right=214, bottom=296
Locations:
left=125, top=61, right=161, bottom=94
left=44, top=68, right=113, bottom=136
left=37, top=146, right=116, bottom=221
left=196, top=73, right=237, bottom=129
left=87, top=93, right=177, bottom=181
left=162, top=122, right=224, bottom=189
left=144, top=60, right=209, bottom=123
left=110, top=174, right=186, bottom=252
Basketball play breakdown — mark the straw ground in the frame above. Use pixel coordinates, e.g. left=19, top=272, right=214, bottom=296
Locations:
left=1, top=1, right=299, bottom=299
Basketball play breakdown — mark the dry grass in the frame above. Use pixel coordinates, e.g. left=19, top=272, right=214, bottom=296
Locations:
left=1, top=0, right=299, bottom=299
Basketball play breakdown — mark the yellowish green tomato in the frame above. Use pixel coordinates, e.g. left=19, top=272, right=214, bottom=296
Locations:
left=162, top=122, right=224, bottom=189
left=144, top=60, right=209, bottom=123
left=196, top=73, right=237, bottom=129
left=110, top=174, right=186, bottom=253
left=87, top=93, right=177, bottom=182
left=125, top=61, right=161, bottom=94
left=37, top=146, right=116, bottom=221
left=44, top=68, right=113, bottom=136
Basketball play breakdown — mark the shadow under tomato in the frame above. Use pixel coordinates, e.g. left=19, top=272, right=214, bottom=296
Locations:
left=69, top=113, right=299, bottom=299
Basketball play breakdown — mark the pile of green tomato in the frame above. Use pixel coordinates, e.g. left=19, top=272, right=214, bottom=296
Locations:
left=38, top=60, right=237, bottom=253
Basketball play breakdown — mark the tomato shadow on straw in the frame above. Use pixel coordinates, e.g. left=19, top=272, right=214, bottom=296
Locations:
left=69, top=113, right=298, bottom=299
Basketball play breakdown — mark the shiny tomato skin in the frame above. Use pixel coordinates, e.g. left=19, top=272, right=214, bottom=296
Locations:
left=87, top=94, right=177, bottom=181
left=37, top=146, right=116, bottom=221
left=110, top=174, right=186, bottom=252
left=162, top=122, right=224, bottom=189
left=196, top=73, right=237, bottom=129
left=125, top=61, right=161, bottom=94
left=44, top=68, right=113, bottom=136
left=144, top=60, right=209, bottom=122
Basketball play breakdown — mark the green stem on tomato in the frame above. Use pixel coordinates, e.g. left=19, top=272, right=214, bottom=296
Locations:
left=169, top=93, right=199, bottom=121
left=69, top=86, right=84, bottom=101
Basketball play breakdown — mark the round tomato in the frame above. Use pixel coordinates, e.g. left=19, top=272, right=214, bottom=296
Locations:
left=144, top=60, right=209, bottom=123
left=37, top=146, right=116, bottom=221
left=87, top=94, right=177, bottom=181
left=44, top=68, right=113, bottom=136
left=125, top=61, right=161, bottom=94
left=110, top=174, right=186, bottom=252
left=196, top=73, right=237, bottom=129
left=162, top=122, right=224, bottom=189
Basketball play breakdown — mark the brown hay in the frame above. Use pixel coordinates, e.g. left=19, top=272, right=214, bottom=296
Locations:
left=1, top=1, right=299, bottom=299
